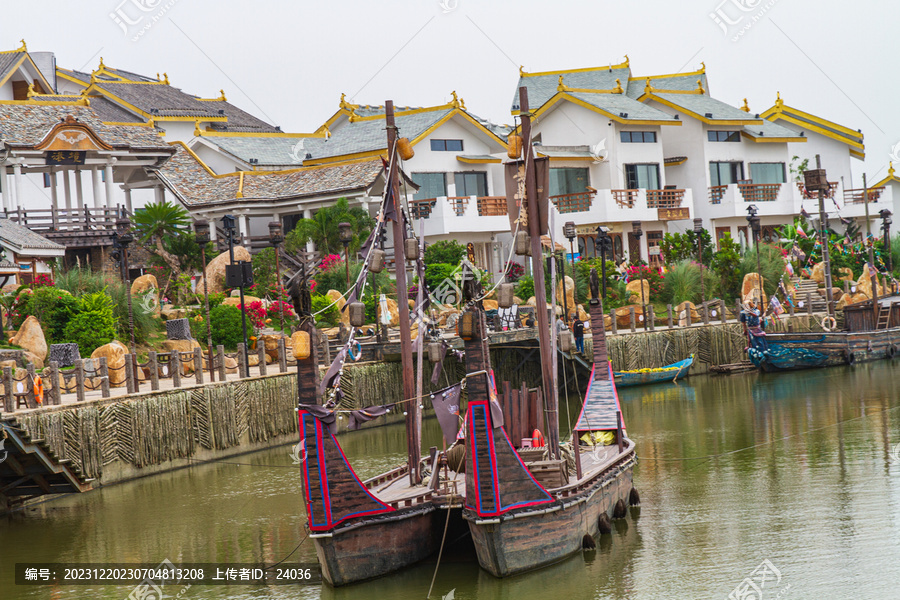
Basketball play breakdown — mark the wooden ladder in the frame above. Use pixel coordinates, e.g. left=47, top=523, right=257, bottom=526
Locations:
left=876, top=303, right=892, bottom=330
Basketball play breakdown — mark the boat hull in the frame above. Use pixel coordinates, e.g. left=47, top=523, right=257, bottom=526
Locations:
left=313, top=507, right=437, bottom=586
left=614, top=356, right=693, bottom=388
left=465, top=452, right=635, bottom=578
left=750, top=329, right=900, bottom=372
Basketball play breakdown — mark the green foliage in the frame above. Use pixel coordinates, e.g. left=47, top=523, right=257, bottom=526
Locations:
left=711, top=234, right=743, bottom=300
left=284, top=198, right=375, bottom=256
left=313, top=260, right=394, bottom=297
left=209, top=304, right=250, bottom=350
left=131, top=199, right=191, bottom=242
left=661, top=260, right=704, bottom=305
left=574, top=258, right=618, bottom=303
left=789, top=155, right=809, bottom=184
left=252, top=248, right=278, bottom=295
left=424, top=240, right=466, bottom=266
left=659, top=229, right=713, bottom=265
left=311, top=294, right=340, bottom=328
left=14, top=287, right=79, bottom=343
left=425, top=263, right=457, bottom=293
left=739, top=243, right=787, bottom=298
left=62, top=292, right=117, bottom=357
left=515, top=275, right=534, bottom=301
left=207, top=292, right=227, bottom=309
left=189, top=315, right=209, bottom=343
left=162, top=231, right=213, bottom=272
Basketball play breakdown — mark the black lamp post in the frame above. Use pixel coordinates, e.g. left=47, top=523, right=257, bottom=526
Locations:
left=338, top=221, right=352, bottom=289
left=746, top=204, right=763, bottom=306
left=880, top=209, right=893, bottom=276
left=596, top=225, right=611, bottom=301
left=268, top=220, right=285, bottom=333
left=632, top=220, right=646, bottom=330
left=194, top=219, right=215, bottom=382
left=115, top=216, right=138, bottom=390
left=563, top=221, right=577, bottom=318
left=223, top=214, right=250, bottom=377
left=694, top=217, right=706, bottom=308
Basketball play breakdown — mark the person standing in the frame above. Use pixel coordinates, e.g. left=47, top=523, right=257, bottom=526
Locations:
left=572, top=314, right=584, bottom=354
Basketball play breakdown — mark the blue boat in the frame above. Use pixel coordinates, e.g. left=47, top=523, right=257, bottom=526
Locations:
left=614, top=355, right=694, bottom=388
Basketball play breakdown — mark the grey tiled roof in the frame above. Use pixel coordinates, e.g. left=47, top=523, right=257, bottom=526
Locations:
left=649, top=93, right=760, bottom=122
left=567, top=91, right=679, bottom=121
left=625, top=73, right=710, bottom=99
left=0, top=52, right=24, bottom=83
left=0, top=218, right=65, bottom=252
left=204, top=136, right=304, bottom=167
left=199, top=100, right=279, bottom=133
left=535, top=146, right=592, bottom=158
left=743, top=119, right=804, bottom=139
left=87, top=96, right=142, bottom=122
left=511, top=67, right=631, bottom=112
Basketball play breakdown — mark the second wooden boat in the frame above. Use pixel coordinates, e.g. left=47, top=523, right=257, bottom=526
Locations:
left=614, top=355, right=693, bottom=387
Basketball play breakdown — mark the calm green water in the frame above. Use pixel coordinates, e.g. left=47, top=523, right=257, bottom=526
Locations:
left=3, top=361, right=900, bottom=599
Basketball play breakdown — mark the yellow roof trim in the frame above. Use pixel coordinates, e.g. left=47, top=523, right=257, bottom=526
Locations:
left=0, top=54, right=27, bottom=89
left=556, top=92, right=682, bottom=126
left=300, top=149, right=386, bottom=166
left=740, top=131, right=806, bottom=143
left=102, top=121, right=155, bottom=128
left=664, top=157, right=688, bottom=166
left=520, top=57, right=629, bottom=78
left=640, top=93, right=761, bottom=125
left=850, top=148, right=866, bottom=160
left=763, top=113, right=864, bottom=151
left=236, top=171, right=244, bottom=198
left=196, top=89, right=227, bottom=102
left=197, top=129, right=323, bottom=138
left=761, top=102, right=860, bottom=139
left=629, top=64, right=706, bottom=82
left=0, top=99, right=85, bottom=107
left=55, top=69, right=90, bottom=87
left=0, top=40, right=28, bottom=54
left=169, top=141, right=225, bottom=178
left=457, top=156, right=502, bottom=164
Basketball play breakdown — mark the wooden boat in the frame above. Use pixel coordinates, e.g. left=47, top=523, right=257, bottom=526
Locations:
left=614, top=355, right=693, bottom=387
left=749, top=297, right=900, bottom=372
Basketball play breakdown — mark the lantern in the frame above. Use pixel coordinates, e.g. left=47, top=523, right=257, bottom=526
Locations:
left=405, top=237, right=419, bottom=261
left=498, top=283, right=515, bottom=309
left=370, top=249, right=385, bottom=273
left=803, top=168, right=829, bottom=192
left=559, top=330, right=574, bottom=353
left=515, top=231, right=531, bottom=256
left=458, top=310, right=476, bottom=340
left=349, top=302, right=366, bottom=327
left=397, top=137, right=415, bottom=161
left=507, top=134, right=523, bottom=159
left=291, top=330, right=311, bottom=360
left=428, top=342, right=443, bottom=363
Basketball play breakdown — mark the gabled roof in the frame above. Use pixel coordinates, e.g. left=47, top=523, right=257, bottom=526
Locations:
left=760, top=93, right=865, bottom=159
left=0, top=41, right=55, bottom=93
left=0, top=217, right=65, bottom=254
left=873, top=164, right=900, bottom=189
left=741, top=118, right=806, bottom=143
left=158, top=143, right=387, bottom=207
left=511, top=58, right=631, bottom=112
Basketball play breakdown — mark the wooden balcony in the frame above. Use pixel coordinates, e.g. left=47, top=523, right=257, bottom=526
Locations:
left=646, top=189, right=685, bottom=209
left=798, top=181, right=839, bottom=199
left=409, top=198, right=437, bottom=219
left=550, top=191, right=595, bottom=214
left=708, top=185, right=727, bottom=204
left=476, top=196, right=507, bottom=217
left=612, top=189, right=638, bottom=208
left=843, top=187, right=884, bottom=204
left=738, top=183, right=781, bottom=202
left=448, top=196, right=469, bottom=216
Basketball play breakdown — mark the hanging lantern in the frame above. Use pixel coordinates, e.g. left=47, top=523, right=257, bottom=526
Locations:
left=559, top=330, right=574, bottom=353
left=397, top=137, right=415, bottom=161
left=507, top=134, right=523, bottom=159
left=370, top=249, right=385, bottom=273
left=515, top=231, right=531, bottom=256
left=291, top=330, right=311, bottom=360
left=498, top=283, right=515, bottom=308
left=458, top=310, right=476, bottom=341
left=405, top=238, right=419, bottom=261
left=349, top=302, right=366, bottom=327
left=428, top=342, right=443, bottom=363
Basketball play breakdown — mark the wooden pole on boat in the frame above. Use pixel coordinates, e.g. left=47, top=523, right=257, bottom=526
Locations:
left=519, top=87, right=560, bottom=459
left=815, top=155, right=835, bottom=317
left=386, top=100, right=421, bottom=485
left=414, top=219, right=426, bottom=458
left=863, top=174, right=880, bottom=317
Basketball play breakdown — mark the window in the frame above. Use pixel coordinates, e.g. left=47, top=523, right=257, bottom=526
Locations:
left=549, top=168, right=589, bottom=196
left=620, top=131, right=657, bottom=143
left=707, top=130, right=741, bottom=142
left=647, top=231, right=663, bottom=265
left=454, top=172, right=487, bottom=197
left=411, top=173, right=447, bottom=200
left=709, top=161, right=744, bottom=186
left=101, top=170, right=106, bottom=183
left=43, top=173, right=51, bottom=188
left=749, top=162, right=786, bottom=184
left=430, top=139, right=464, bottom=152
left=624, top=164, right=660, bottom=190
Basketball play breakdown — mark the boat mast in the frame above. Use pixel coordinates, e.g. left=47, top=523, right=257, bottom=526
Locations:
left=815, top=155, right=836, bottom=317
left=385, top=100, right=421, bottom=485
left=519, top=86, right=560, bottom=458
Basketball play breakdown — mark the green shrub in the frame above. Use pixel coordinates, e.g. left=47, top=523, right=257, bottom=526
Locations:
left=313, top=261, right=394, bottom=297
left=712, top=234, right=743, bottom=301
left=62, top=292, right=117, bottom=356
left=209, top=304, right=251, bottom=350
left=515, top=275, right=535, bottom=300
left=425, top=263, right=457, bottom=294
left=311, top=294, right=340, bottom=327
left=739, top=243, right=787, bottom=299
left=661, top=260, right=703, bottom=305
left=425, top=240, right=466, bottom=266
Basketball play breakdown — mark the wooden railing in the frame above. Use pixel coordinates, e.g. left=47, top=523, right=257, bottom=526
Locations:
left=550, top=191, right=595, bottom=214
left=447, top=196, right=469, bottom=215
left=409, top=198, right=437, bottom=219
left=844, top=187, right=884, bottom=204
left=738, top=183, right=781, bottom=202
left=612, top=189, right=638, bottom=208
left=477, top=196, right=507, bottom=216
left=798, top=181, right=839, bottom=199
left=6, top=206, right=123, bottom=232
left=646, top=189, right=685, bottom=209
left=708, top=185, right=728, bottom=204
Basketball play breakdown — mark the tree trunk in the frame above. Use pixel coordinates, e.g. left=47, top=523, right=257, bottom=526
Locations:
left=154, top=235, right=182, bottom=277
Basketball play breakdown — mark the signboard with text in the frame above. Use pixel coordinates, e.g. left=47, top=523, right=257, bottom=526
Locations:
left=658, top=207, right=690, bottom=221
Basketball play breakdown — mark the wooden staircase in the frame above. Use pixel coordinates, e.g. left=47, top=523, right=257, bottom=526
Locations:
left=876, top=303, right=892, bottom=330
left=790, top=278, right=829, bottom=312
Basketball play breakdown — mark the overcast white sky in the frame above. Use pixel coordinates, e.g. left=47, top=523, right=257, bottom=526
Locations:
left=4, top=0, right=897, bottom=184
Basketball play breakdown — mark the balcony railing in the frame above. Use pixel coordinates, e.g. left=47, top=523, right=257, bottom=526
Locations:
left=843, top=187, right=884, bottom=204
left=798, top=181, right=839, bottom=199
left=448, top=196, right=469, bottom=216
left=550, top=191, right=595, bottom=214
left=646, top=189, right=685, bottom=209
left=6, top=206, right=124, bottom=232
left=709, top=185, right=727, bottom=204
left=612, top=189, right=638, bottom=208
left=738, top=183, right=781, bottom=202
left=476, top=196, right=507, bottom=216
left=409, top=198, right=436, bottom=219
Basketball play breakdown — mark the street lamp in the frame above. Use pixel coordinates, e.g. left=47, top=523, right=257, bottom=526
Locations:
left=632, top=220, right=646, bottom=330
left=338, top=221, right=352, bottom=289
left=563, top=221, right=577, bottom=322
left=694, top=217, right=706, bottom=308
left=223, top=214, right=251, bottom=377
left=268, top=220, right=285, bottom=333
left=194, top=219, right=215, bottom=382
left=746, top=205, right=763, bottom=306
left=880, top=209, right=893, bottom=275
left=595, top=226, right=611, bottom=301
left=115, top=216, right=138, bottom=390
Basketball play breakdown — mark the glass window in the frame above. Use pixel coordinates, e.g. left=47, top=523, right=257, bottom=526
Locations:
left=43, top=173, right=51, bottom=188
left=430, top=139, right=464, bottom=152
left=549, top=168, right=589, bottom=196
left=411, top=173, right=447, bottom=200
left=620, top=131, right=657, bottom=143
left=709, top=161, right=744, bottom=186
left=624, top=164, right=660, bottom=189
left=707, top=130, right=741, bottom=142
left=454, top=172, right=487, bottom=197
left=749, top=162, right=786, bottom=184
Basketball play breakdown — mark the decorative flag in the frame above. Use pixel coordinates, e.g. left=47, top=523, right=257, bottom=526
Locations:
left=797, top=225, right=808, bottom=239
left=868, top=262, right=878, bottom=277
left=785, top=262, right=795, bottom=276
left=800, top=207, right=812, bottom=219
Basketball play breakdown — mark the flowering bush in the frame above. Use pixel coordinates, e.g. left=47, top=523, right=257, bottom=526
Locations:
left=320, top=254, right=343, bottom=271
left=242, top=300, right=267, bottom=329
left=505, top=262, right=525, bottom=283
left=266, top=300, right=296, bottom=320
left=34, top=273, right=55, bottom=288
left=624, top=264, right=665, bottom=298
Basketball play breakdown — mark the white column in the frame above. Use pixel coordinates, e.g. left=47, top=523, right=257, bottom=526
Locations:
left=238, top=213, right=249, bottom=239
left=104, top=160, right=115, bottom=211
left=63, top=169, right=72, bottom=227
left=74, top=169, right=85, bottom=216
left=154, top=186, right=164, bottom=204
left=303, top=208, right=315, bottom=253
left=123, top=188, right=133, bottom=214
left=50, top=169, right=58, bottom=212
left=0, top=164, right=7, bottom=212
left=208, top=215, right=218, bottom=243
left=12, top=163, right=23, bottom=210
left=91, top=167, right=102, bottom=209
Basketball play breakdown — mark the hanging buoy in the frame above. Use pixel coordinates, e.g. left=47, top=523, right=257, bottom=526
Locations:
left=405, top=237, right=419, bottom=261
left=629, top=487, right=641, bottom=507
left=887, top=345, right=896, bottom=359
left=370, top=249, right=385, bottom=273
left=598, top=513, right=612, bottom=535
left=581, top=534, right=596, bottom=550
left=821, top=316, right=836, bottom=331
left=532, top=428, right=545, bottom=447
left=348, top=341, right=362, bottom=361
left=498, top=283, right=515, bottom=309
left=397, top=137, right=415, bottom=161
left=515, top=231, right=531, bottom=256
left=292, top=330, right=311, bottom=359
left=613, top=499, right=627, bottom=520
left=507, top=133, right=523, bottom=159
left=845, top=350, right=856, bottom=365
left=349, top=302, right=366, bottom=327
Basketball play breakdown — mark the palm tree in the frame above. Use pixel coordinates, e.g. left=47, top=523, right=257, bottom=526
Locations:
left=131, top=199, right=191, bottom=276
left=284, top=198, right=374, bottom=256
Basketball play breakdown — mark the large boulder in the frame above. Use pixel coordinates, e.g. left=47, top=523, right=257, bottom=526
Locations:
left=855, top=271, right=886, bottom=300
left=836, top=267, right=854, bottom=282
left=326, top=289, right=349, bottom=327
left=625, top=279, right=650, bottom=304
left=131, top=274, right=158, bottom=295
left=91, top=340, right=129, bottom=387
left=259, top=333, right=292, bottom=362
left=614, top=305, right=644, bottom=328
left=381, top=297, right=400, bottom=327
left=161, top=339, right=201, bottom=374
left=196, top=246, right=252, bottom=295
left=483, top=299, right=499, bottom=311
left=811, top=261, right=826, bottom=284
left=22, top=350, right=44, bottom=370
left=556, top=276, right=576, bottom=318
left=676, top=301, right=701, bottom=325
left=577, top=304, right=589, bottom=322
left=741, top=273, right=767, bottom=306
left=160, top=306, right=187, bottom=321
left=222, top=295, right=263, bottom=309
left=11, top=315, right=48, bottom=362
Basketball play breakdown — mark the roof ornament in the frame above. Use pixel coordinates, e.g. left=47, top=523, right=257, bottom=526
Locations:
left=700, top=61, right=706, bottom=72
left=450, top=90, right=461, bottom=108
left=696, top=79, right=705, bottom=94
left=18, top=39, right=27, bottom=53
left=519, top=65, right=525, bottom=76
left=644, top=78, right=653, bottom=94
left=459, top=97, right=466, bottom=110
left=218, top=89, right=226, bottom=101
left=90, top=71, right=98, bottom=85
left=890, top=162, right=895, bottom=178
left=339, top=92, right=349, bottom=109
left=323, top=124, right=331, bottom=139
left=775, top=91, right=783, bottom=108
left=740, top=98, right=750, bottom=113
left=623, top=54, right=629, bottom=68
left=348, top=106, right=359, bottom=123
left=194, top=120, right=202, bottom=137
left=162, top=73, right=170, bottom=85
left=556, top=75, right=568, bottom=92
left=148, top=118, right=155, bottom=128
left=612, top=78, right=624, bottom=94
left=26, top=83, right=36, bottom=99
left=98, top=57, right=106, bottom=70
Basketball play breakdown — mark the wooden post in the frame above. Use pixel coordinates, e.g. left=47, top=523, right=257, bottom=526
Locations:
left=149, top=351, right=159, bottom=391
left=686, top=305, right=692, bottom=327
left=629, top=306, right=636, bottom=332
left=237, top=343, right=247, bottom=379
left=667, top=304, right=673, bottom=328
left=217, top=345, right=227, bottom=381
left=788, top=297, right=795, bottom=316
left=99, top=357, right=110, bottom=398
left=171, top=350, right=181, bottom=388
left=3, top=366, right=13, bottom=413
left=720, top=299, right=727, bottom=324
left=736, top=298, right=742, bottom=320
left=702, top=303, right=710, bottom=325
left=124, top=354, right=135, bottom=394
left=48, top=361, right=61, bottom=405
left=278, top=338, right=287, bottom=373
left=844, top=279, right=850, bottom=294
left=610, top=308, right=617, bottom=335
left=258, top=343, right=267, bottom=376
left=26, top=363, right=36, bottom=408
left=648, top=305, right=655, bottom=331
left=74, top=359, right=85, bottom=403
left=194, top=348, right=204, bottom=384
left=806, top=292, right=813, bottom=315
left=616, top=410, right=624, bottom=453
